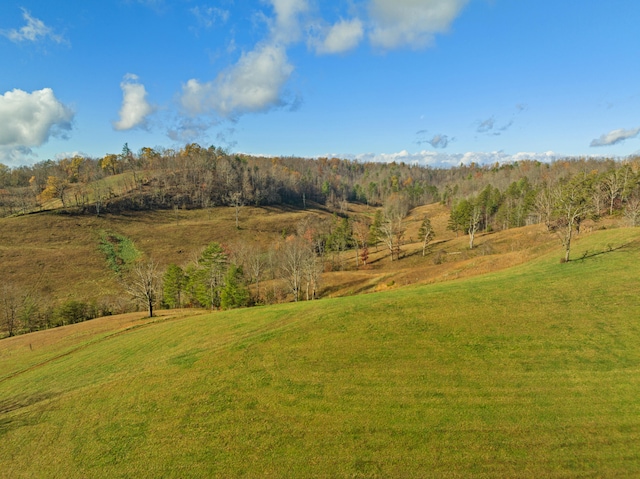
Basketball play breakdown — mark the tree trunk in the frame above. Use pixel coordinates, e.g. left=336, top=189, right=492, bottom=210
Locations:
left=564, top=227, right=572, bottom=262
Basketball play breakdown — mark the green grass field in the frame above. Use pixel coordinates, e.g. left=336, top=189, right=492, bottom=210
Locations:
left=2, top=228, right=640, bottom=478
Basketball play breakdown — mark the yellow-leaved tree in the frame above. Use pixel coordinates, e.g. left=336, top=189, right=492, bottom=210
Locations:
left=38, top=176, right=68, bottom=207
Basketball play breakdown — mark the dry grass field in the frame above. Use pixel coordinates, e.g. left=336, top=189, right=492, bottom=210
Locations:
left=1, top=201, right=604, bottom=312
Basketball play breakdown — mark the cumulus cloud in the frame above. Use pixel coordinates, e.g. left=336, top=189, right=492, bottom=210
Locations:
left=1, top=8, right=66, bottom=44
left=178, top=0, right=308, bottom=121
left=368, top=0, right=469, bottom=50
left=270, top=0, right=309, bottom=44
left=590, top=127, right=640, bottom=147
left=113, top=74, right=155, bottom=131
left=180, top=42, right=294, bottom=118
left=314, top=18, right=364, bottom=54
left=0, top=88, right=73, bottom=151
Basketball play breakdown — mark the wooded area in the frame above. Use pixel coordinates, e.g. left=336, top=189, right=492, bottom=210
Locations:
left=2, top=143, right=636, bottom=218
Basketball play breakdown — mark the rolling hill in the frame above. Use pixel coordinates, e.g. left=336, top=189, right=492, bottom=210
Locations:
left=0, top=201, right=563, bottom=317
left=1, top=227, right=640, bottom=477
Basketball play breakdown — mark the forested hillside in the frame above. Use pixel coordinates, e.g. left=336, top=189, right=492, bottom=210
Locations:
left=2, top=143, right=638, bottom=219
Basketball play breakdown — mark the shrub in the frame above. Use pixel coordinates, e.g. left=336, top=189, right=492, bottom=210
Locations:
left=98, top=231, right=141, bottom=274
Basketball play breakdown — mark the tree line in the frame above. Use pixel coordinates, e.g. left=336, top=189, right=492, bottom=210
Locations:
left=447, top=165, right=640, bottom=260
left=3, top=142, right=637, bottom=218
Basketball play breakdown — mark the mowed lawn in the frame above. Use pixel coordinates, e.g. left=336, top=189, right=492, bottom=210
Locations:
left=1, top=228, right=640, bottom=478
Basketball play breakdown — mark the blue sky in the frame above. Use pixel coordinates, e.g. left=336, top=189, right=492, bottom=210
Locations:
left=1, top=0, right=639, bottom=167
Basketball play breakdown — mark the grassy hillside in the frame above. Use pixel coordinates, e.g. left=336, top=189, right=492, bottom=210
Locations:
left=0, top=205, right=332, bottom=306
left=0, top=201, right=565, bottom=312
left=2, top=228, right=640, bottom=477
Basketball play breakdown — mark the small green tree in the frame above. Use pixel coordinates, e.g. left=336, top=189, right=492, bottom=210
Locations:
left=369, top=209, right=384, bottom=252
left=448, top=198, right=482, bottom=249
left=327, top=215, right=352, bottom=269
left=220, top=264, right=250, bottom=310
left=55, top=300, right=90, bottom=325
left=163, top=264, right=185, bottom=308
left=192, top=242, right=228, bottom=309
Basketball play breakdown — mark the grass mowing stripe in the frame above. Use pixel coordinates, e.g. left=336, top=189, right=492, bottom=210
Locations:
left=1, top=228, right=640, bottom=477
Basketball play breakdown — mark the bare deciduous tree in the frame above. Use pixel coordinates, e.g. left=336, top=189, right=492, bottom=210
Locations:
left=552, top=175, right=594, bottom=262
left=352, top=217, right=371, bottom=267
left=228, top=191, right=244, bottom=229
left=278, top=235, right=312, bottom=302
left=602, top=169, right=624, bottom=215
left=624, top=194, right=640, bottom=227
left=125, top=260, right=161, bottom=317
left=380, top=194, right=409, bottom=261
left=1, top=283, right=21, bottom=337
left=418, top=216, right=436, bottom=257
left=534, top=185, right=555, bottom=231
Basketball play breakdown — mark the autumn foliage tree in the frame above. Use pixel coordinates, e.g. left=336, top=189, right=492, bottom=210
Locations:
left=38, top=176, right=69, bottom=207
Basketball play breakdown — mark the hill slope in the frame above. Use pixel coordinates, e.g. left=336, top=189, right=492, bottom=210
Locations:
left=1, top=228, right=640, bottom=477
left=0, top=202, right=564, bottom=313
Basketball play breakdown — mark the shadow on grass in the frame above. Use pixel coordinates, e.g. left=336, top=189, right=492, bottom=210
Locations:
left=573, top=240, right=638, bottom=263
left=0, top=393, right=55, bottom=437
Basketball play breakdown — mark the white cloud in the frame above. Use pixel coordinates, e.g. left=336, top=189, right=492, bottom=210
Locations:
left=177, top=0, right=307, bottom=122
left=190, top=6, right=230, bottom=29
left=180, top=43, right=294, bottom=118
left=590, top=127, right=640, bottom=147
left=270, top=0, right=309, bottom=44
left=368, top=0, right=469, bottom=50
left=314, top=18, right=364, bottom=54
left=113, top=74, right=155, bottom=131
left=53, top=150, right=90, bottom=160
left=0, top=88, right=74, bottom=159
left=167, top=116, right=219, bottom=143
left=329, top=150, right=559, bottom=168
left=1, top=8, right=66, bottom=44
